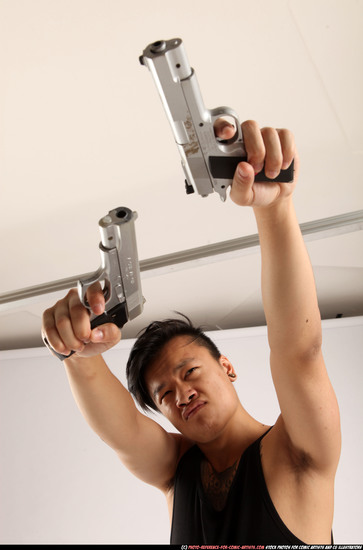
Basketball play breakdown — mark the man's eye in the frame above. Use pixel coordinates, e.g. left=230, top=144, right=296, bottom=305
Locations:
left=161, top=391, right=171, bottom=403
left=186, top=367, right=197, bottom=377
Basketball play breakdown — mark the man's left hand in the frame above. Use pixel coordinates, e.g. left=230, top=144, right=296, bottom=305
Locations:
left=214, top=119, right=298, bottom=208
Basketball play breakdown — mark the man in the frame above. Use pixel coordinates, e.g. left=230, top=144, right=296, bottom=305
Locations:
left=42, top=120, right=341, bottom=544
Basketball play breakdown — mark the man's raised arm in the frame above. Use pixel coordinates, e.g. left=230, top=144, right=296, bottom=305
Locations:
left=42, top=287, right=181, bottom=491
left=227, top=120, right=341, bottom=474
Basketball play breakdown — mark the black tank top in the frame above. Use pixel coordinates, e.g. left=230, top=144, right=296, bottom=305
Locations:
left=170, top=429, right=305, bottom=544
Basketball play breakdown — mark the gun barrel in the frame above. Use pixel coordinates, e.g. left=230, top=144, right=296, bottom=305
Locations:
left=141, top=39, right=194, bottom=145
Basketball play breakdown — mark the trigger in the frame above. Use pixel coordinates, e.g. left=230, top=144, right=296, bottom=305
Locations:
left=214, top=117, right=238, bottom=143
left=102, top=282, right=111, bottom=302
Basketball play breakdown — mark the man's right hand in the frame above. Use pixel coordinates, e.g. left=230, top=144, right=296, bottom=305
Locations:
left=42, top=285, right=121, bottom=359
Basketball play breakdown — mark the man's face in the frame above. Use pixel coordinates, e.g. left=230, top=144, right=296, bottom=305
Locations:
left=144, top=335, right=239, bottom=443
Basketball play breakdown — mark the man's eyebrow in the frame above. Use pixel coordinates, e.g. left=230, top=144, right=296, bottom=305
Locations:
left=153, top=357, right=195, bottom=400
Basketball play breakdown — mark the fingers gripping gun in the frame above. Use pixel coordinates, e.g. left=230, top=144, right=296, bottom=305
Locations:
left=140, top=39, right=294, bottom=202
left=44, top=207, right=144, bottom=360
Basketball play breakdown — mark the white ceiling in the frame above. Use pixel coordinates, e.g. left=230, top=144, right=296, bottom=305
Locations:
left=1, top=0, right=363, bottom=351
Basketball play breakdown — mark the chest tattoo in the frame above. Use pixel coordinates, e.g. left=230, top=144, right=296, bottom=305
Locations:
left=201, top=458, right=239, bottom=511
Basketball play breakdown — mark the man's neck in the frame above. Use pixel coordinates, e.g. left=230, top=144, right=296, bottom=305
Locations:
left=197, top=408, right=268, bottom=472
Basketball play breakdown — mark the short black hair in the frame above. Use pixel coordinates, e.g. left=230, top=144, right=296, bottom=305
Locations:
left=126, top=314, right=221, bottom=413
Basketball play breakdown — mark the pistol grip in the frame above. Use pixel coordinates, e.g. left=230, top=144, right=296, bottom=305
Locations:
left=43, top=302, right=128, bottom=361
left=209, top=156, right=295, bottom=183
left=89, top=302, right=128, bottom=330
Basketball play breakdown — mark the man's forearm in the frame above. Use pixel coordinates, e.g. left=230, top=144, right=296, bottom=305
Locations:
left=254, top=197, right=322, bottom=357
left=64, top=354, right=140, bottom=452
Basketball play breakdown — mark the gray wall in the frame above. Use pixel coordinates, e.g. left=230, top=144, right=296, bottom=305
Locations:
left=0, top=317, right=362, bottom=544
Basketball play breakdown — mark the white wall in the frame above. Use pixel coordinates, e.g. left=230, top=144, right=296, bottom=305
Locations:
left=0, top=317, right=362, bottom=544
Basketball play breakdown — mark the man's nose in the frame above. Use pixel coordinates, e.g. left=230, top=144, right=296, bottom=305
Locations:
left=176, top=387, right=197, bottom=408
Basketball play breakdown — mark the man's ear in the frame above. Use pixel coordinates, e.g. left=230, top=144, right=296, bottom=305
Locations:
left=219, top=355, right=237, bottom=381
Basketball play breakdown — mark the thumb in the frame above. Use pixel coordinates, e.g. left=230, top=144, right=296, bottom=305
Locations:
left=91, top=323, right=121, bottom=345
left=229, top=162, right=255, bottom=206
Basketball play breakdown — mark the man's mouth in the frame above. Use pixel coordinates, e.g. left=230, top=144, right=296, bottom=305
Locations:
left=184, top=401, right=206, bottom=421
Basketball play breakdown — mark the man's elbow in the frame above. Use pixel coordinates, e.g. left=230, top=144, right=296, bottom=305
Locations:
left=269, top=324, right=323, bottom=363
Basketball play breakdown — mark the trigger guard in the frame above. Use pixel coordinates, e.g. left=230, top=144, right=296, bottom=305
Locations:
left=77, top=274, right=112, bottom=309
left=210, top=107, right=242, bottom=146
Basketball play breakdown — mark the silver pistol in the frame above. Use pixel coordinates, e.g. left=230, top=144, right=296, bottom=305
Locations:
left=44, top=206, right=144, bottom=360
left=78, top=206, right=144, bottom=328
left=140, top=38, right=294, bottom=202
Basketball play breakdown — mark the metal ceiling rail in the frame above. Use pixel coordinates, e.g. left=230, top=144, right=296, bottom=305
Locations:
left=0, top=209, right=362, bottom=309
